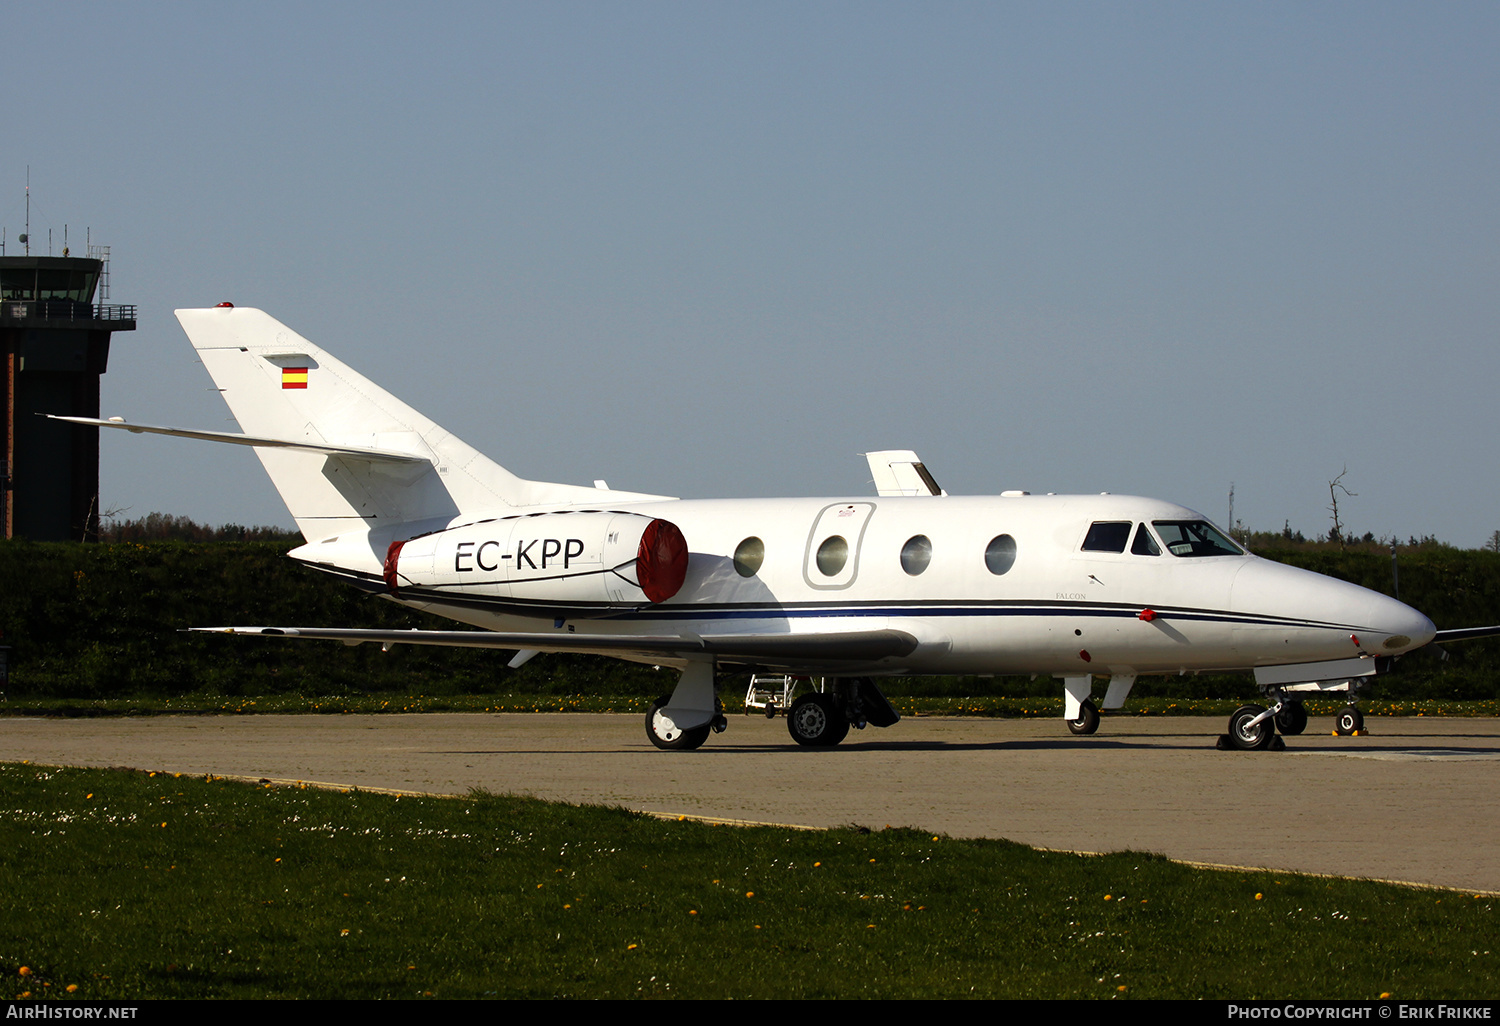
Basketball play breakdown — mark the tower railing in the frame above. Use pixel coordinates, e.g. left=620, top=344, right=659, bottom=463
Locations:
left=0, top=300, right=136, bottom=322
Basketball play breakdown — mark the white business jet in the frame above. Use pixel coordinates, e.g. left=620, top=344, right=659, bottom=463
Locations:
left=55, top=306, right=1481, bottom=752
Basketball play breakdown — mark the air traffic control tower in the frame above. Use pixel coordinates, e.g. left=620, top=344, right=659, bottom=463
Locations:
left=0, top=253, right=136, bottom=541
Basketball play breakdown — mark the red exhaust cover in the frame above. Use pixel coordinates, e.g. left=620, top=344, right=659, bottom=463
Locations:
left=636, top=519, right=688, bottom=603
left=384, top=540, right=406, bottom=594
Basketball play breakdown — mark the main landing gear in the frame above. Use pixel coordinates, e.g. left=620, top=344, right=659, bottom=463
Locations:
left=1060, top=674, right=1134, bottom=736
left=642, top=666, right=900, bottom=751
left=787, top=692, right=849, bottom=747
left=644, top=662, right=724, bottom=752
left=1067, top=699, right=1100, bottom=736
left=786, top=678, right=900, bottom=748
left=645, top=696, right=724, bottom=751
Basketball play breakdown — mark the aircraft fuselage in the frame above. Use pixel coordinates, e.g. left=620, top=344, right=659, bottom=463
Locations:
left=293, top=491, right=1435, bottom=680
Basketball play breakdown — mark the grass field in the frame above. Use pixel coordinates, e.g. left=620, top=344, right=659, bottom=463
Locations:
left=2, top=763, right=1494, bottom=1000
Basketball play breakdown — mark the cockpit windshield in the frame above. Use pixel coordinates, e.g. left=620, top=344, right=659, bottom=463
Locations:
left=1151, top=520, right=1243, bottom=557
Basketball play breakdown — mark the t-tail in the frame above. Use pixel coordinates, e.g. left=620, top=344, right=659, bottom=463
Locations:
left=58, top=306, right=669, bottom=545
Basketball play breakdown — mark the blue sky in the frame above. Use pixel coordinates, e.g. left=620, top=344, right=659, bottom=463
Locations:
left=7, top=2, right=1499, bottom=544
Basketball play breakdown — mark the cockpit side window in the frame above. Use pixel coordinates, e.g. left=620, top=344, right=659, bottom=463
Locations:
left=1152, top=520, right=1243, bottom=557
left=1131, top=523, right=1161, bottom=556
left=1081, top=521, right=1131, bottom=553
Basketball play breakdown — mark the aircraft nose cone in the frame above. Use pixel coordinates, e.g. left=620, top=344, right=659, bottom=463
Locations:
left=1376, top=600, right=1436, bottom=654
left=1231, top=558, right=1435, bottom=654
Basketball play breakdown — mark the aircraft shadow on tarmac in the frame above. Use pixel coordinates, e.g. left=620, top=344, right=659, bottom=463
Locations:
left=429, top=732, right=1500, bottom=757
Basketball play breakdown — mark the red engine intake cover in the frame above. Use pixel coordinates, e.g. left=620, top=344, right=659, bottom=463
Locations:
left=635, top=519, right=688, bottom=603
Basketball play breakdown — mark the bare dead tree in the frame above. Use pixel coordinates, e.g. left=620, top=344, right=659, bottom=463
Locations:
left=1328, top=467, right=1357, bottom=553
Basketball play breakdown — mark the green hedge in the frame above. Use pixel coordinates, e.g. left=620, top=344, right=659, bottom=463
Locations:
left=0, top=539, right=665, bottom=698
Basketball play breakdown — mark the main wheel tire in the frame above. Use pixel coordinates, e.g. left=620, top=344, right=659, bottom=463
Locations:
left=1334, top=705, right=1364, bottom=736
left=1228, top=704, right=1275, bottom=751
left=1274, top=701, right=1308, bottom=735
left=787, top=693, right=849, bottom=748
left=645, top=696, right=710, bottom=751
left=1067, top=698, right=1100, bottom=736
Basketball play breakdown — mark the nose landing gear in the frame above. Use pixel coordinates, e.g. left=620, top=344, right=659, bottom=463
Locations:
left=1334, top=705, right=1364, bottom=736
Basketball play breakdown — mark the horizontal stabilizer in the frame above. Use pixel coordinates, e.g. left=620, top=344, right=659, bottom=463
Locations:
left=192, top=626, right=920, bottom=668
left=47, top=416, right=429, bottom=464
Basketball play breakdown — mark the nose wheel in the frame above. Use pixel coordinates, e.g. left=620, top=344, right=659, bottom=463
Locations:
left=1334, top=705, right=1364, bottom=736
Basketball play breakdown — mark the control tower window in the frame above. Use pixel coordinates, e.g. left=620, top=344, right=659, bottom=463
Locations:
left=0, top=265, right=100, bottom=302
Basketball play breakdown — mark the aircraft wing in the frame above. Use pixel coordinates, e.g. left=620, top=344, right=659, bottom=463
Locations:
left=191, top=626, right=921, bottom=667
left=1433, top=624, right=1500, bottom=643
left=47, top=416, right=428, bottom=464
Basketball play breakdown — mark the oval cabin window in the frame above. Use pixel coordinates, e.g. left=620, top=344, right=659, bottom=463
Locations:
left=985, top=534, right=1017, bottom=575
left=901, top=535, right=932, bottom=576
left=733, top=536, right=765, bottom=577
left=815, top=535, right=849, bottom=577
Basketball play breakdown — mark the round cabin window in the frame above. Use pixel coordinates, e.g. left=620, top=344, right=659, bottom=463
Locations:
left=815, top=535, right=848, bottom=577
left=985, top=534, right=1017, bottom=575
left=733, top=536, right=765, bottom=577
left=900, top=534, right=932, bottom=576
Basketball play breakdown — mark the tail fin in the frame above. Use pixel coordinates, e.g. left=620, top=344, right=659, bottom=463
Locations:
left=176, top=307, right=659, bottom=543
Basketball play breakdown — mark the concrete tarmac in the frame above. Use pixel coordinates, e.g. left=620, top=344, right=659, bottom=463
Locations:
left=3, top=712, right=1497, bottom=893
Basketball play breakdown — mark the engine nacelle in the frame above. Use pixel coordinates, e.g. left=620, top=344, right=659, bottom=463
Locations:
left=384, top=511, right=688, bottom=613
